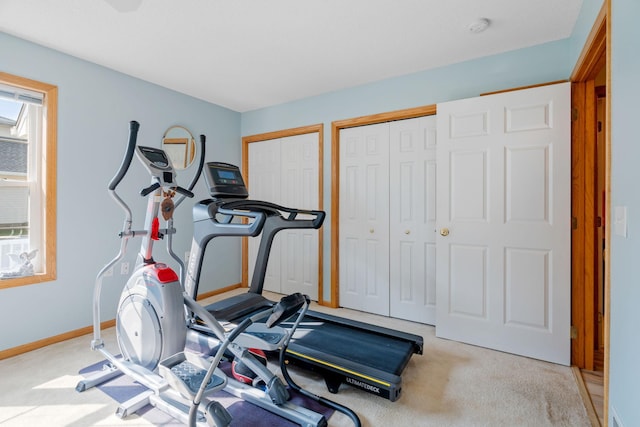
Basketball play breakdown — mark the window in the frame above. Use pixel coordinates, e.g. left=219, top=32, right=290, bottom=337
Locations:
left=0, top=72, right=57, bottom=288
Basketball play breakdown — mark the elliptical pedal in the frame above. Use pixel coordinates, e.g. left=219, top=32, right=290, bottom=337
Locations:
left=159, top=352, right=227, bottom=399
left=170, top=360, right=224, bottom=395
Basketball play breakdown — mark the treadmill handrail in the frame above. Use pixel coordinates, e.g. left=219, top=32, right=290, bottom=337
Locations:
left=184, top=205, right=268, bottom=299
left=215, top=206, right=267, bottom=236
left=219, top=199, right=325, bottom=229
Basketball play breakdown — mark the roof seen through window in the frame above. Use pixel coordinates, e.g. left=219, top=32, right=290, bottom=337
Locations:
left=0, top=99, right=23, bottom=125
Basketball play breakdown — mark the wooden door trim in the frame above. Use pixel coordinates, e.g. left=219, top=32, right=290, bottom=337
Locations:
left=571, top=81, right=587, bottom=368
left=571, top=79, right=599, bottom=372
left=571, top=3, right=607, bottom=82
left=241, top=124, right=324, bottom=303
left=479, top=80, right=569, bottom=96
left=569, top=0, right=610, bottom=421
left=570, top=0, right=607, bottom=368
left=584, top=79, right=597, bottom=372
left=329, top=105, right=437, bottom=308
left=604, top=2, right=611, bottom=419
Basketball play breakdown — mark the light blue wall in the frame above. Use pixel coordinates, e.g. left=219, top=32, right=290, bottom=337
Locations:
left=568, top=0, right=605, bottom=69
left=609, top=0, right=640, bottom=424
left=0, top=32, right=242, bottom=351
left=242, top=39, right=573, bottom=136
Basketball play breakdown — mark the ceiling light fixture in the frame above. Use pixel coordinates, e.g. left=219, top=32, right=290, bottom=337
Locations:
left=468, top=18, right=491, bottom=34
left=104, top=0, right=143, bottom=13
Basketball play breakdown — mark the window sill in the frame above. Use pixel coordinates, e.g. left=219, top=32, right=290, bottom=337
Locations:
left=0, top=272, right=56, bottom=290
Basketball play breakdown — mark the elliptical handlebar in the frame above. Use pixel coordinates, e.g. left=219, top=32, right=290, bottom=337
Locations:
left=174, top=186, right=195, bottom=198
left=108, top=121, right=140, bottom=191
left=174, top=134, right=206, bottom=209
left=187, top=135, right=206, bottom=193
left=140, top=182, right=161, bottom=197
left=109, top=123, right=205, bottom=204
left=139, top=182, right=195, bottom=198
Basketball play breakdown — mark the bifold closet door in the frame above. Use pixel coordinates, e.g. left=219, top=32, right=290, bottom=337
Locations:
left=279, top=133, right=320, bottom=298
left=339, top=123, right=390, bottom=316
left=339, top=118, right=436, bottom=321
left=247, top=133, right=320, bottom=299
left=248, top=138, right=282, bottom=293
left=389, top=116, right=437, bottom=325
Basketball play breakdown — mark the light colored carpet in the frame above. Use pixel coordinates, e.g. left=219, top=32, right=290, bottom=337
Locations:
left=0, top=289, right=590, bottom=426
left=276, top=293, right=591, bottom=427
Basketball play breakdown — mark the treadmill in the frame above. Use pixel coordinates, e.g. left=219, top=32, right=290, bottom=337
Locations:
left=184, top=162, right=423, bottom=402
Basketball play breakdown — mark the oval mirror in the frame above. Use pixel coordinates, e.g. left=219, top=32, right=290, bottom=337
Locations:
left=162, top=125, right=196, bottom=170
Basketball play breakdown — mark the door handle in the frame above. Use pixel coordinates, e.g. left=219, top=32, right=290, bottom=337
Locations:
left=440, top=228, right=450, bottom=237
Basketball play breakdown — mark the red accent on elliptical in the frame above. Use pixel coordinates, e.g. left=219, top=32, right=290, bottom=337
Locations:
left=151, top=263, right=179, bottom=283
left=151, top=217, right=160, bottom=240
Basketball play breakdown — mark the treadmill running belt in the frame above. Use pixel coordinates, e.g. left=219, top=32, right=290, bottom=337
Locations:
left=290, top=319, right=415, bottom=375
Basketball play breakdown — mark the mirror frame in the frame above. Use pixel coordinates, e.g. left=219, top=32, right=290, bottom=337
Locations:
left=162, top=125, right=196, bottom=170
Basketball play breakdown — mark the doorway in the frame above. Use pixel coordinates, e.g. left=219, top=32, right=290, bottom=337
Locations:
left=569, top=1, right=609, bottom=424
left=570, top=2, right=608, bottom=373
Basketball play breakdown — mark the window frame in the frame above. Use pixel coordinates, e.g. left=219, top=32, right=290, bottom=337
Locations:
left=0, top=72, right=57, bottom=289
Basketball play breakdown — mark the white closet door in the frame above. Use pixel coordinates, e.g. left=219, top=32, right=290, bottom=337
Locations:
left=247, top=133, right=320, bottom=299
left=280, top=133, right=320, bottom=298
left=435, top=82, right=571, bottom=365
left=248, top=138, right=282, bottom=293
left=389, top=116, right=437, bottom=324
left=339, top=123, right=390, bottom=315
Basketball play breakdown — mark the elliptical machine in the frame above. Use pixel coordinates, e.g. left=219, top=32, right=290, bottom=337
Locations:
left=76, top=121, right=328, bottom=427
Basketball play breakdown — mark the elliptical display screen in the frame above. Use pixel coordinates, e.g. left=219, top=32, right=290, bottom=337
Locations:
left=138, top=146, right=170, bottom=168
left=204, top=162, right=248, bottom=199
left=135, top=145, right=176, bottom=185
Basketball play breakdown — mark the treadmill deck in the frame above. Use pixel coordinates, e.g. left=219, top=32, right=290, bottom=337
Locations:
left=204, top=296, right=423, bottom=402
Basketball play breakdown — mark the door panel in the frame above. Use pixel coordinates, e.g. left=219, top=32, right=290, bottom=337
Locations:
left=451, top=150, right=488, bottom=222
left=339, top=123, right=390, bottom=315
left=389, top=116, right=437, bottom=324
left=280, top=133, right=320, bottom=297
left=505, top=248, right=549, bottom=329
left=247, top=133, right=320, bottom=298
left=449, top=244, right=487, bottom=318
left=248, top=139, right=282, bottom=293
left=436, top=82, right=571, bottom=365
left=506, top=145, right=550, bottom=222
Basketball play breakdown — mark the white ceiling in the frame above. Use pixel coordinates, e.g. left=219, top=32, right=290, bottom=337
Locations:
left=0, top=0, right=584, bottom=112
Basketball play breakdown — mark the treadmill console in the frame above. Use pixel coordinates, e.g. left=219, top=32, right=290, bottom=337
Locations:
left=135, top=145, right=175, bottom=186
left=204, top=162, right=248, bottom=199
